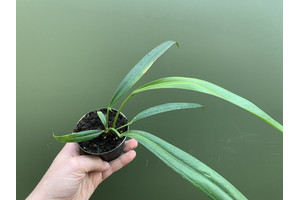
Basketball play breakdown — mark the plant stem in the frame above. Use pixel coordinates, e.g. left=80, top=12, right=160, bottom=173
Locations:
left=108, top=128, right=123, bottom=138
left=116, top=121, right=132, bottom=131
left=105, top=106, right=110, bottom=128
left=112, top=93, right=134, bottom=128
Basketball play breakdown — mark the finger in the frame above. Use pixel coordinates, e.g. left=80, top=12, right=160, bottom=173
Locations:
left=102, top=150, right=136, bottom=180
left=71, top=155, right=110, bottom=173
left=124, top=139, right=138, bottom=153
left=89, top=171, right=104, bottom=188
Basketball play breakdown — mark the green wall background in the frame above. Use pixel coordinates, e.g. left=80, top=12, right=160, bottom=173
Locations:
left=17, top=0, right=282, bottom=199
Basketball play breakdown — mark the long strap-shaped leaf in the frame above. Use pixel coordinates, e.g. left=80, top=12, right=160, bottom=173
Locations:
left=116, top=103, right=203, bottom=130
left=130, top=77, right=283, bottom=132
left=53, top=130, right=104, bottom=143
left=122, top=130, right=247, bottom=200
left=109, top=41, right=178, bottom=107
left=132, top=102, right=202, bottom=123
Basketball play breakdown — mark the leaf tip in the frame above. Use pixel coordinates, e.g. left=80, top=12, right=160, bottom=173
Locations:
left=201, top=106, right=205, bottom=111
left=52, top=132, right=63, bottom=142
left=97, top=111, right=107, bottom=126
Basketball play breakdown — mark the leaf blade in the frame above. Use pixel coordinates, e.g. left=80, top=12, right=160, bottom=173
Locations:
left=109, top=41, right=178, bottom=107
left=97, top=111, right=107, bottom=128
left=132, top=77, right=283, bottom=132
left=53, top=130, right=103, bottom=143
left=122, top=130, right=247, bottom=200
left=132, top=102, right=203, bottom=123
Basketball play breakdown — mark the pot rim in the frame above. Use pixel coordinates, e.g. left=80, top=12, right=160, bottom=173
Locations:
left=74, top=107, right=128, bottom=156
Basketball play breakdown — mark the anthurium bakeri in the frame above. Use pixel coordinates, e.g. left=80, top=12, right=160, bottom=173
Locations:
left=54, top=41, right=282, bottom=200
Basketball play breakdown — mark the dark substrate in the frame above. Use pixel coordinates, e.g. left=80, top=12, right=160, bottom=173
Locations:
left=73, top=108, right=128, bottom=154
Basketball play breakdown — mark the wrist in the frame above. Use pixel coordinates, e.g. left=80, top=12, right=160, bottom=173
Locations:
left=26, top=178, right=52, bottom=200
left=27, top=189, right=49, bottom=200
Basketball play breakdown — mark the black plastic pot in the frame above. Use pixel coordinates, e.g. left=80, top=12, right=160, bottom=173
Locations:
left=74, top=108, right=128, bottom=161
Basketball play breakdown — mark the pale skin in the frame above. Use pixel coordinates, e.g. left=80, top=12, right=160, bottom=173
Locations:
left=27, top=139, right=138, bottom=200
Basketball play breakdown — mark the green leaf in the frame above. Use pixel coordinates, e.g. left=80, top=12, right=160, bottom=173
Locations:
left=132, top=102, right=203, bottom=123
left=131, top=77, right=283, bottom=132
left=53, top=130, right=103, bottom=143
left=97, top=111, right=107, bottom=128
left=122, top=130, right=247, bottom=200
left=109, top=41, right=178, bottom=107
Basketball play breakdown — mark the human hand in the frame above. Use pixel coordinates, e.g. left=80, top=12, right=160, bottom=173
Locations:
left=27, top=139, right=138, bottom=200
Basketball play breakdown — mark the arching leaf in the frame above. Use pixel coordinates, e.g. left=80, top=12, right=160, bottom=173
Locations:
left=131, top=77, right=282, bottom=132
left=132, top=102, right=203, bottom=123
left=122, top=130, right=247, bottom=200
left=109, top=41, right=178, bottom=107
left=53, top=130, right=104, bottom=143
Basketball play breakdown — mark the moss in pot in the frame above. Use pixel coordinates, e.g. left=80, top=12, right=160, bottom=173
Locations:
left=53, top=41, right=283, bottom=200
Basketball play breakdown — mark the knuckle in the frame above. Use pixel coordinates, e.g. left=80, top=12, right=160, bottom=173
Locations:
left=66, top=157, right=81, bottom=168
